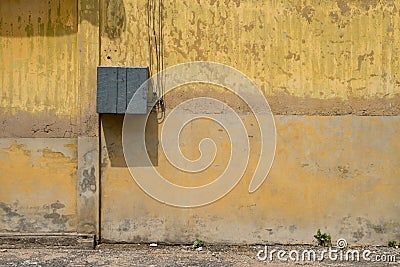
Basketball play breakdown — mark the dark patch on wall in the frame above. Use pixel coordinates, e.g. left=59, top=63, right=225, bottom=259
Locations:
left=50, top=202, right=66, bottom=210
left=0, top=108, right=98, bottom=138
left=296, top=4, right=315, bottom=24
left=0, top=0, right=77, bottom=37
left=336, top=0, right=380, bottom=16
left=357, top=51, right=374, bottom=71
left=117, top=219, right=131, bottom=232
left=80, top=167, right=97, bottom=193
left=164, top=86, right=400, bottom=116
left=339, top=216, right=400, bottom=243
left=101, top=113, right=158, bottom=168
left=0, top=203, right=21, bottom=218
left=352, top=229, right=365, bottom=242
left=102, top=0, right=126, bottom=39
left=79, top=0, right=100, bottom=26
left=43, top=213, right=70, bottom=225
left=42, top=201, right=72, bottom=227
left=0, top=201, right=75, bottom=233
left=267, top=93, right=400, bottom=116
left=0, top=110, right=79, bottom=138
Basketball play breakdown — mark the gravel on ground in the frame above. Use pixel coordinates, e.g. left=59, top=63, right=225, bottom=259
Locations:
left=0, top=244, right=399, bottom=266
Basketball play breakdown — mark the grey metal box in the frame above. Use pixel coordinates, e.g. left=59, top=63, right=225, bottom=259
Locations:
left=96, top=66, right=149, bottom=114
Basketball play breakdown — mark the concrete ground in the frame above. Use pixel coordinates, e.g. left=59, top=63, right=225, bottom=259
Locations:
left=0, top=244, right=399, bottom=266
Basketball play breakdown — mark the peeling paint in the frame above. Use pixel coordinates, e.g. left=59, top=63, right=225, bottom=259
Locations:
left=0, top=0, right=78, bottom=117
left=0, top=139, right=78, bottom=233
left=101, top=0, right=400, bottom=104
left=0, top=0, right=399, bottom=245
left=101, top=115, right=400, bottom=244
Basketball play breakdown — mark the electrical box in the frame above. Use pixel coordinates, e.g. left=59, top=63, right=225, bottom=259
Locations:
left=96, top=66, right=149, bottom=114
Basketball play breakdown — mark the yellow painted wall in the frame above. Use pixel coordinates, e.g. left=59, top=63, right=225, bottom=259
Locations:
left=0, top=139, right=78, bottom=232
left=101, top=0, right=400, bottom=100
left=99, top=0, right=400, bottom=244
left=0, top=0, right=87, bottom=234
left=101, top=114, right=400, bottom=244
left=0, top=0, right=399, bottom=243
left=0, top=0, right=78, bottom=115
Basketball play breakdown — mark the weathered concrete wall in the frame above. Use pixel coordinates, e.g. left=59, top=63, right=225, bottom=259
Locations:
left=0, top=0, right=99, bottom=137
left=1, top=0, right=399, bottom=245
left=99, top=0, right=400, bottom=245
left=76, top=0, right=100, bottom=237
left=101, top=113, right=400, bottom=244
left=0, top=0, right=100, bottom=237
left=0, top=0, right=79, bottom=137
left=0, top=139, right=77, bottom=232
left=0, top=0, right=80, bottom=235
left=100, top=0, right=400, bottom=115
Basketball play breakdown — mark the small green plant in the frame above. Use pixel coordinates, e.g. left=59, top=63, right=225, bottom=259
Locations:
left=193, top=239, right=206, bottom=248
left=314, top=229, right=331, bottom=247
left=388, top=240, right=398, bottom=248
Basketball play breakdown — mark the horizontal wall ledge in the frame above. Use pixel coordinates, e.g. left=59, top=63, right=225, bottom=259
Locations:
left=0, top=233, right=95, bottom=249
